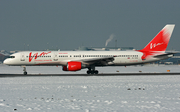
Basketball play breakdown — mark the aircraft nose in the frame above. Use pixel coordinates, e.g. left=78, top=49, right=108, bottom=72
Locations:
left=3, top=59, right=10, bottom=65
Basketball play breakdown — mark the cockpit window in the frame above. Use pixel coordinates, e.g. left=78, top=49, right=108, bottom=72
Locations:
left=9, top=56, right=15, bottom=58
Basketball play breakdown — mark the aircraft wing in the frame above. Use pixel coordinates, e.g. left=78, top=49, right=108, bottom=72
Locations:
left=81, top=56, right=116, bottom=65
left=60, top=56, right=116, bottom=66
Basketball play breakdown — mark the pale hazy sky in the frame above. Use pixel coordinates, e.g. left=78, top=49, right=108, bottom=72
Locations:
left=0, top=0, right=180, bottom=51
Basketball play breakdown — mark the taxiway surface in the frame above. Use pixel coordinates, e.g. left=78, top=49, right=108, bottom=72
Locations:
left=1, top=73, right=180, bottom=77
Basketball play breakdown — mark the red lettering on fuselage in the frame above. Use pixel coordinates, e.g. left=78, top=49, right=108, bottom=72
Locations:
left=29, top=51, right=51, bottom=62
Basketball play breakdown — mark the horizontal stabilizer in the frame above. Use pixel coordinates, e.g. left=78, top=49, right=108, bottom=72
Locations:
left=153, top=53, right=175, bottom=58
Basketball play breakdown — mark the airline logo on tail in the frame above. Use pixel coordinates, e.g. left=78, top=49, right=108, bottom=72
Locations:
left=138, top=24, right=175, bottom=60
left=150, top=42, right=164, bottom=49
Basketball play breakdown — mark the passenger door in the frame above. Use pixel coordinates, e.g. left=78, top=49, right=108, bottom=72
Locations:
left=53, top=53, right=58, bottom=61
left=20, top=53, right=25, bottom=61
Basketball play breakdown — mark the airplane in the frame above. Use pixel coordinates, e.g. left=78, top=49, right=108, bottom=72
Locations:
left=3, top=24, right=175, bottom=75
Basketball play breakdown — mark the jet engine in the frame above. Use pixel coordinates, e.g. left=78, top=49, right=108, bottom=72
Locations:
left=62, top=61, right=82, bottom=71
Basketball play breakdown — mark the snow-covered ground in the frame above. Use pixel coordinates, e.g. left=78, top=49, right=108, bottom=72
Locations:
left=0, top=64, right=180, bottom=112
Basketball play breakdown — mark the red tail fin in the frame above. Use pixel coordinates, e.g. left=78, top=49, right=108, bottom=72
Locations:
left=140, top=24, right=175, bottom=52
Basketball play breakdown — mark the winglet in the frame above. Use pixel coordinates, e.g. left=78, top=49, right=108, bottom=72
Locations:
left=140, top=24, right=175, bottom=52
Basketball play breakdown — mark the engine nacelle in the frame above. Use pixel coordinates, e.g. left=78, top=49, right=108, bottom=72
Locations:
left=62, top=61, right=82, bottom=71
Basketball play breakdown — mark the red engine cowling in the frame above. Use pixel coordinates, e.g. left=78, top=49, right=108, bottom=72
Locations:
left=62, top=61, right=82, bottom=71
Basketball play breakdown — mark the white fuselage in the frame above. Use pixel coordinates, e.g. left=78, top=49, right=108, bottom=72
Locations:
left=4, top=50, right=160, bottom=66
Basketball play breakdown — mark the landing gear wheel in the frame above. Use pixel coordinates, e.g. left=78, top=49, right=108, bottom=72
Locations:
left=22, top=66, right=27, bottom=75
left=86, top=66, right=99, bottom=74
left=24, top=72, right=27, bottom=75
left=86, top=70, right=99, bottom=74
left=87, top=70, right=91, bottom=74
left=94, top=70, right=98, bottom=74
left=90, top=71, right=94, bottom=74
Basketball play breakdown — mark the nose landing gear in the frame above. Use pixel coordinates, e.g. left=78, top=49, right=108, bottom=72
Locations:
left=22, top=66, right=27, bottom=75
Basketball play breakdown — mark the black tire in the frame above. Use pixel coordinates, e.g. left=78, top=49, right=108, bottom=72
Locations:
left=91, top=71, right=94, bottom=74
left=87, top=70, right=91, bottom=74
left=95, top=70, right=98, bottom=74
left=24, top=72, right=27, bottom=75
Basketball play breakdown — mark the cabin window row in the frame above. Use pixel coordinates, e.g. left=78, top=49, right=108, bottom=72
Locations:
left=83, top=55, right=113, bottom=57
left=26, top=56, right=51, bottom=58
left=25, top=55, right=138, bottom=58
left=82, top=55, right=138, bottom=57
left=117, top=55, right=138, bottom=57
left=59, top=55, right=68, bottom=57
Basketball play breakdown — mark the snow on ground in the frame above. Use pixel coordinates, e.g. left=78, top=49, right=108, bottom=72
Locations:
left=1, top=75, right=180, bottom=112
left=0, top=65, right=180, bottom=112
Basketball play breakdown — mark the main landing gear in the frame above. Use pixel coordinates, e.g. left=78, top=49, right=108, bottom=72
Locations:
left=87, top=66, right=99, bottom=74
left=22, top=66, right=27, bottom=75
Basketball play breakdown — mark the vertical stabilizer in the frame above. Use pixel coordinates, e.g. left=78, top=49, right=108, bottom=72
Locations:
left=140, top=24, right=175, bottom=52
